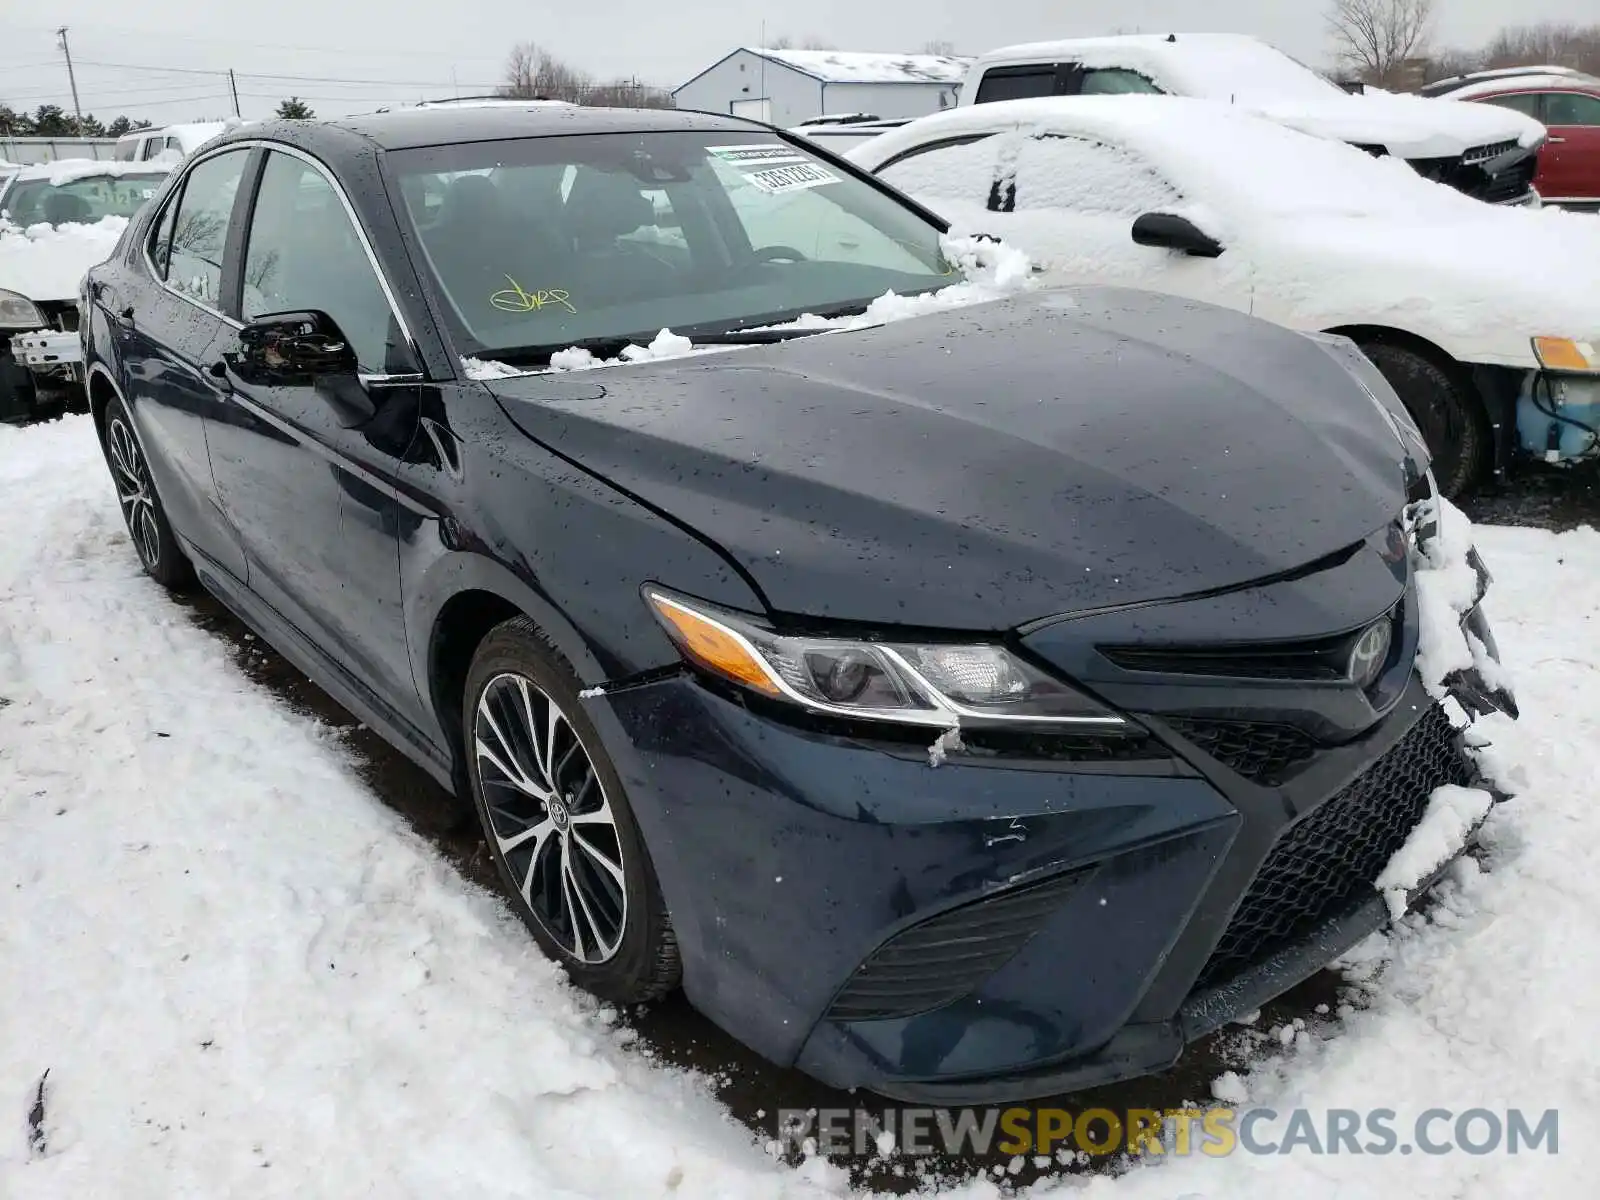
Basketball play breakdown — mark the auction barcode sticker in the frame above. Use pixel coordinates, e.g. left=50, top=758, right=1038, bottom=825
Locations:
left=743, top=161, right=839, bottom=194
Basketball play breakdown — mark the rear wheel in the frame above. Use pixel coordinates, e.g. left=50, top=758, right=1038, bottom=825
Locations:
left=1358, top=341, right=1485, bottom=500
left=101, top=394, right=196, bottom=591
left=463, top=617, right=680, bottom=1003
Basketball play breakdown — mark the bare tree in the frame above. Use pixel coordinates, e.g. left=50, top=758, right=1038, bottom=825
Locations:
left=500, top=41, right=672, bottom=107
left=1481, top=22, right=1600, bottom=72
left=921, top=39, right=958, bottom=57
left=765, top=34, right=835, bottom=51
left=1327, top=0, right=1435, bottom=86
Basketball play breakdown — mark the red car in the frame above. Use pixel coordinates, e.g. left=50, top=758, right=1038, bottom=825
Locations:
left=1441, top=70, right=1600, bottom=211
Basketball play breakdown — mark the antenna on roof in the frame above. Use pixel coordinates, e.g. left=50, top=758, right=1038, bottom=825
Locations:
left=1166, top=33, right=1177, bottom=42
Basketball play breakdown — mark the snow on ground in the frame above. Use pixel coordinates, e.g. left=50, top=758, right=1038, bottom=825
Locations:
left=0, top=420, right=849, bottom=1200
left=3, top=416, right=1599, bottom=1198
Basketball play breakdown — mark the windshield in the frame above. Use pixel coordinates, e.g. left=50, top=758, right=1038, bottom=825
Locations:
left=387, top=130, right=962, bottom=362
left=0, top=172, right=169, bottom=227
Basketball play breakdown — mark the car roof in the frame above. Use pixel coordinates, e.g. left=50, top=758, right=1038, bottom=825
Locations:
left=319, top=104, right=768, bottom=151
left=1441, top=72, right=1600, bottom=101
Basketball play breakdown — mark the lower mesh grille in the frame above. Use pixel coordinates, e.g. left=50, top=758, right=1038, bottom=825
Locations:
left=1193, top=704, right=1472, bottom=991
left=826, top=868, right=1092, bottom=1022
left=1165, top=717, right=1321, bottom=786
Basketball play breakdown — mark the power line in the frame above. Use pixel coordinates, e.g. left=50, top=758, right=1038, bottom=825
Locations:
left=71, top=57, right=498, bottom=89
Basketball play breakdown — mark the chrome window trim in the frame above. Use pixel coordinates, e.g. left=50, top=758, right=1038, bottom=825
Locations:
left=142, top=138, right=423, bottom=371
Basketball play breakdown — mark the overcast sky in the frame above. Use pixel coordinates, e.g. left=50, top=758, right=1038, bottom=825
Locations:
left=3, top=0, right=1596, bottom=125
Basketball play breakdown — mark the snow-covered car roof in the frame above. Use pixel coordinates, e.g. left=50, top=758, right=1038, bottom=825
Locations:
left=855, top=95, right=1494, bottom=220
left=12, top=158, right=175, bottom=186
left=1441, top=73, right=1600, bottom=102
left=752, top=48, right=970, bottom=84
left=965, top=33, right=1546, bottom=157
left=1419, top=64, right=1592, bottom=95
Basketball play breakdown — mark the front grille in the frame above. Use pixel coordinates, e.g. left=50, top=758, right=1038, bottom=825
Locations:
left=1462, top=138, right=1519, bottom=164
left=1165, top=718, right=1321, bottom=786
left=1193, top=704, right=1472, bottom=990
left=826, top=868, right=1092, bottom=1022
left=1409, top=150, right=1537, bottom=203
left=1101, top=635, right=1351, bottom=681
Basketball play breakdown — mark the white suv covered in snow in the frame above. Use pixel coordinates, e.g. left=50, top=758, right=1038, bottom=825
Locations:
left=959, top=33, right=1547, bottom=205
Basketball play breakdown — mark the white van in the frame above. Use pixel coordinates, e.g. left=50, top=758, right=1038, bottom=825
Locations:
left=112, top=121, right=238, bottom=164
left=959, top=33, right=1546, bottom=205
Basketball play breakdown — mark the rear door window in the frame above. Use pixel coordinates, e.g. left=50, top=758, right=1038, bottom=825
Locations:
left=1478, top=92, right=1543, bottom=118
left=165, top=149, right=250, bottom=309
left=974, top=66, right=1064, bottom=104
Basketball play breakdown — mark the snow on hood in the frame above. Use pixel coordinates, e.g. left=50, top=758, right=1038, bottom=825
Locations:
left=462, top=234, right=1036, bottom=379
left=1254, top=89, right=1546, bottom=158
left=0, top=215, right=126, bottom=303
left=11, top=158, right=175, bottom=187
left=972, top=33, right=1543, bottom=155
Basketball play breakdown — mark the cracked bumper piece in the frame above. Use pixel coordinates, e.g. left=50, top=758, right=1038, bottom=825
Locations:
left=10, top=329, right=82, bottom=367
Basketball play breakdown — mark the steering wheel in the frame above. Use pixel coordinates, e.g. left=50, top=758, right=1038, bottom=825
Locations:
left=752, top=245, right=809, bottom=263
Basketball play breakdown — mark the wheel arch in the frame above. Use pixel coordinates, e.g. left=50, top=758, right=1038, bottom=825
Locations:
left=1321, top=324, right=1482, bottom=410
left=85, top=361, right=121, bottom=443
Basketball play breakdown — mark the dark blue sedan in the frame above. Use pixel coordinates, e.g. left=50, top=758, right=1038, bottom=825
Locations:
left=77, top=103, right=1515, bottom=1103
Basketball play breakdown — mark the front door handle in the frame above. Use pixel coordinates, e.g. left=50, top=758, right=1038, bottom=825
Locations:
left=114, top=305, right=135, bottom=329
left=1546, top=136, right=1567, bottom=144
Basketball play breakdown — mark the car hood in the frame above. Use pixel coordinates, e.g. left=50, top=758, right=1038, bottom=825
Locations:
left=1253, top=90, right=1545, bottom=157
left=0, top=215, right=126, bottom=305
left=486, top=288, right=1410, bottom=631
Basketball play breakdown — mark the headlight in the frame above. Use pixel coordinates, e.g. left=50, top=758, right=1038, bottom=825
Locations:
left=0, top=288, right=44, bottom=331
left=1532, top=336, right=1599, bottom=373
left=644, top=588, right=1129, bottom=731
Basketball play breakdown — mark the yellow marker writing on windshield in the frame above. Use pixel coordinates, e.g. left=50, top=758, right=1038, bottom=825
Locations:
left=491, top=275, right=577, bottom=315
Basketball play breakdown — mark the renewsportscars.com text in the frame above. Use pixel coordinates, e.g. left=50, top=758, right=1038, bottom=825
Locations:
left=774, top=1106, right=1559, bottom=1160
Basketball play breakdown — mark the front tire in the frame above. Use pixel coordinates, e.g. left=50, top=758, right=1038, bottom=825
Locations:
left=463, top=617, right=680, bottom=1003
left=101, top=394, right=196, bottom=591
left=1358, top=341, right=1486, bottom=500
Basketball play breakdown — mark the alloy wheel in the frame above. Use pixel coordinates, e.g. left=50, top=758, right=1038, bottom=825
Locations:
left=106, top=416, right=161, bottom=570
left=474, top=672, right=629, bottom=964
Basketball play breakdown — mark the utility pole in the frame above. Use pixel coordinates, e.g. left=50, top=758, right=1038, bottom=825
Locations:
left=227, top=69, right=241, bottom=118
left=56, top=27, right=82, bottom=123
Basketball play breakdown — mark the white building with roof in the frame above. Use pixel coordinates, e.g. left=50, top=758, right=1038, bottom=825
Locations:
left=672, top=48, right=970, bottom=127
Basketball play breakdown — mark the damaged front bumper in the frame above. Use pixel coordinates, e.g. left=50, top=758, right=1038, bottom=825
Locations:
left=2, top=328, right=85, bottom=422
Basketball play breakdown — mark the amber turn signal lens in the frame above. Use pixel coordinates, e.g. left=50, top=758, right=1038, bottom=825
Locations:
left=1532, top=336, right=1597, bottom=372
left=646, top=592, right=781, bottom=697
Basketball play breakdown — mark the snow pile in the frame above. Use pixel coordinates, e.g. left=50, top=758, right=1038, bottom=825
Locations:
left=1373, top=784, right=1495, bottom=918
left=0, top=214, right=126, bottom=303
left=1410, top=494, right=1516, bottom=700
left=0, top=418, right=854, bottom=1199
left=468, top=233, right=1036, bottom=380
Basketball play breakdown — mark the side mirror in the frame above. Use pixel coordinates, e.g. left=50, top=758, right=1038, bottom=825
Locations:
left=235, top=310, right=357, bottom=381
left=1131, top=212, right=1224, bottom=258
left=229, top=310, right=376, bottom=428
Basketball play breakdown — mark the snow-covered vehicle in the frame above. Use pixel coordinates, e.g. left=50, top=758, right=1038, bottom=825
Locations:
left=789, top=113, right=911, bottom=153
left=111, top=121, right=237, bottom=164
left=852, top=95, right=1600, bottom=498
left=959, top=33, right=1547, bottom=206
left=1, top=159, right=173, bottom=422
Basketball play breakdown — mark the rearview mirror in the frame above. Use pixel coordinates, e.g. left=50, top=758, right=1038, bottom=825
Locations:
left=234, top=310, right=358, bottom=383
left=1131, top=212, right=1224, bottom=258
